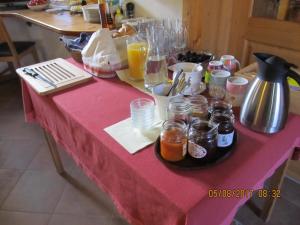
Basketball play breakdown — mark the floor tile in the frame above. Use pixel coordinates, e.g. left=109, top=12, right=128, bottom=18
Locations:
left=0, top=139, right=41, bottom=170
left=0, top=114, right=44, bottom=140
left=281, top=177, right=300, bottom=208
left=1, top=170, right=66, bottom=213
left=28, top=145, right=76, bottom=172
left=55, top=166, right=117, bottom=217
left=0, top=210, right=50, bottom=225
left=267, top=197, right=300, bottom=225
left=48, top=214, right=112, bottom=225
left=235, top=193, right=300, bottom=225
left=0, top=169, right=22, bottom=206
left=111, top=217, right=130, bottom=225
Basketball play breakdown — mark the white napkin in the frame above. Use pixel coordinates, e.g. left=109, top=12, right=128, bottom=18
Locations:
left=116, top=69, right=147, bottom=93
left=104, top=113, right=162, bottom=154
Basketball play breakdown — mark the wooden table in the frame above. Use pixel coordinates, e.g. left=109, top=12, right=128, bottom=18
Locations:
left=0, top=9, right=101, bottom=35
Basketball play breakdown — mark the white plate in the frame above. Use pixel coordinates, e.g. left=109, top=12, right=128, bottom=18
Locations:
left=168, top=62, right=198, bottom=72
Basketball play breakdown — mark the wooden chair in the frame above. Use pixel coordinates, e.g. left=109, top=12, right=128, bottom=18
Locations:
left=0, top=17, right=39, bottom=76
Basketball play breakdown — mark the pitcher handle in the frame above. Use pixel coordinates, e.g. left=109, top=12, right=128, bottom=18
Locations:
left=289, top=68, right=300, bottom=85
left=235, top=59, right=241, bottom=71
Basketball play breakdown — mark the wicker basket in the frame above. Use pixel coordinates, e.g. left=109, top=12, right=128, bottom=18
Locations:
left=66, top=47, right=83, bottom=63
left=235, top=63, right=300, bottom=115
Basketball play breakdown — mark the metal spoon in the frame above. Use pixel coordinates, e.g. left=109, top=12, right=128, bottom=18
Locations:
left=167, top=69, right=183, bottom=96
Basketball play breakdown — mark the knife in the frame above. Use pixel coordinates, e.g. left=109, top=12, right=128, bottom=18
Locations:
left=23, top=68, right=57, bottom=88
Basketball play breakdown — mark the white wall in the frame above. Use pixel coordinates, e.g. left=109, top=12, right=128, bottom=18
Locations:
left=131, top=0, right=182, bottom=20
left=1, top=0, right=182, bottom=70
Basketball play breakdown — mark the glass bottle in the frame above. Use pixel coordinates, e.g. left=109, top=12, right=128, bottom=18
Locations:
left=160, top=120, right=187, bottom=162
left=98, top=0, right=108, bottom=28
left=106, top=0, right=115, bottom=29
left=188, top=120, right=218, bottom=161
left=168, top=96, right=191, bottom=123
left=144, top=25, right=169, bottom=90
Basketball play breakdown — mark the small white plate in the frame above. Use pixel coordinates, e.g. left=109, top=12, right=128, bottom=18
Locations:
left=168, top=62, right=198, bottom=72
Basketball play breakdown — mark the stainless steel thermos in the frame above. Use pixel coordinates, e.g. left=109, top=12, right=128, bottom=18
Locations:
left=240, top=53, right=300, bottom=134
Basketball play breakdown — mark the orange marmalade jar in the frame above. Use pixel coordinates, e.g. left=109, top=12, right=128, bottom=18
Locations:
left=160, top=120, right=187, bottom=162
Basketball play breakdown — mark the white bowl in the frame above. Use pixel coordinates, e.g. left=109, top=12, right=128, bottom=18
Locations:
left=27, top=3, right=49, bottom=11
left=168, top=62, right=198, bottom=72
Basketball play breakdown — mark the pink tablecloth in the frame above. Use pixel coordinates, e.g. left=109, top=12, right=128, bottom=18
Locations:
left=22, top=59, right=300, bottom=225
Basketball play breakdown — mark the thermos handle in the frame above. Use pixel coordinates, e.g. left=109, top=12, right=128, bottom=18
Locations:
left=288, top=69, right=300, bottom=85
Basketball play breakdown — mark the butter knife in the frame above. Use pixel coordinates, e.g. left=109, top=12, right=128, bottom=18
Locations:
left=23, top=68, right=57, bottom=88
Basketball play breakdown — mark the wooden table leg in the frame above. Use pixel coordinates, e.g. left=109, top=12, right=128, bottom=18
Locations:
left=43, top=129, right=65, bottom=174
left=246, top=158, right=290, bottom=222
left=260, top=159, right=290, bottom=222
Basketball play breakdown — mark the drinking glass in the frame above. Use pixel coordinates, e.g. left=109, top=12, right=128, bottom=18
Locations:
left=130, top=98, right=155, bottom=131
left=126, top=34, right=148, bottom=81
left=173, top=19, right=187, bottom=54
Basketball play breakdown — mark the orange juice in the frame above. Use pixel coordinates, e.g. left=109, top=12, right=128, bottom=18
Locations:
left=127, top=42, right=148, bottom=80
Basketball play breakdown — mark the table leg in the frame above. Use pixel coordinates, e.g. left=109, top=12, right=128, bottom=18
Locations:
left=260, top=159, right=289, bottom=222
left=246, top=158, right=290, bottom=222
left=43, top=129, right=65, bottom=174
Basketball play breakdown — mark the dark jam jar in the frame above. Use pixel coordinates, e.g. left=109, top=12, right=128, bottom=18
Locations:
left=188, top=120, right=218, bottom=161
left=209, top=100, right=233, bottom=115
left=211, top=112, right=235, bottom=149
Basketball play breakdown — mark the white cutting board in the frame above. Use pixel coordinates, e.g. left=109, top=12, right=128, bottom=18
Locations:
left=16, top=58, right=93, bottom=95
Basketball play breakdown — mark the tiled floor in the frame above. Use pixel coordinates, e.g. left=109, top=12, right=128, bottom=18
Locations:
left=0, top=78, right=300, bottom=225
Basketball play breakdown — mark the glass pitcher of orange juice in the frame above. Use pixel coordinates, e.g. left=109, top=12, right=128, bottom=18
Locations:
left=126, top=34, right=148, bottom=81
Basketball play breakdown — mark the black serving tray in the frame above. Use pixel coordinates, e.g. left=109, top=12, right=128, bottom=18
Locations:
left=155, top=131, right=237, bottom=169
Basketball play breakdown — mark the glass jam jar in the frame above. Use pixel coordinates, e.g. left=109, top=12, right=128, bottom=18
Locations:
left=188, top=120, right=218, bottom=161
left=188, top=95, right=209, bottom=120
left=168, top=96, right=191, bottom=123
left=209, top=100, right=233, bottom=115
left=210, top=112, right=235, bottom=149
left=160, top=120, right=187, bottom=162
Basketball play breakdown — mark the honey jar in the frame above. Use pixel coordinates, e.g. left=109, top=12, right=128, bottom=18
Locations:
left=160, top=120, right=187, bottom=162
